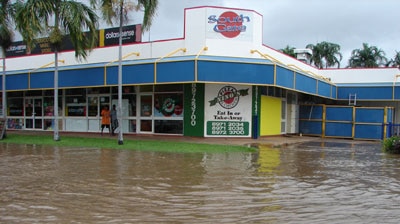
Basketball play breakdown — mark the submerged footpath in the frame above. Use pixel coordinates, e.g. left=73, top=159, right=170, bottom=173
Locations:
left=5, top=130, right=378, bottom=148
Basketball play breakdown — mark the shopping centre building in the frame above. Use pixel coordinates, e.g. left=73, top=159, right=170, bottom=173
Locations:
left=2, top=6, right=400, bottom=140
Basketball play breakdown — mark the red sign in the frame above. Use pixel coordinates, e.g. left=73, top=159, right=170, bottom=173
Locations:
left=208, top=11, right=250, bottom=38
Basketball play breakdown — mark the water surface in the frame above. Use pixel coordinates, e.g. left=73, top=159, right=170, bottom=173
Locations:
left=1, top=141, right=399, bottom=223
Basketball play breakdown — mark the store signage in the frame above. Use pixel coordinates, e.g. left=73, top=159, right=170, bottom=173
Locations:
left=208, top=11, right=250, bottom=38
left=100, top=24, right=141, bottom=47
left=191, top=83, right=197, bottom=126
left=205, top=84, right=251, bottom=137
left=209, top=86, right=249, bottom=109
left=6, top=24, right=141, bottom=58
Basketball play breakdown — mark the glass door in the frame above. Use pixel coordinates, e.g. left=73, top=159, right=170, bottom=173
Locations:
left=139, top=94, right=153, bottom=133
left=25, top=97, right=43, bottom=129
left=87, top=95, right=110, bottom=132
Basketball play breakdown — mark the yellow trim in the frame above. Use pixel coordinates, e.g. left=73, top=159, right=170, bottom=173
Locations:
left=250, top=49, right=285, bottom=65
left=154, top=48, right=187, bottom=84
left=99, top=29, right=105, bottom=47
left=393, top=74, right=400, bottom=100
left=383, top=107, right=388, bottom=140
left=103, top=51, right=140, bottom=85
left=194, top=46, right=208, bottom=82
left=352, top=106, right=356, bottom=139
left=28, top=60, right=65, bottom=89
left=287, top=64, right=332, bottom=83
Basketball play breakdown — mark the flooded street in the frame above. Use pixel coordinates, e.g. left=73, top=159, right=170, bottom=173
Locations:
left=1, top=140, right=400, bottom=223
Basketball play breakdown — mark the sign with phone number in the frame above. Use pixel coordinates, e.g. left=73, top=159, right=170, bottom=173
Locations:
left=207, top=121, right=249, bottom=136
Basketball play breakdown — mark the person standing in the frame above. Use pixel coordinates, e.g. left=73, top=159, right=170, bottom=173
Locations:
left=110, top=104, right=118, bottom=136
left=100, top=105, right=111, bottom=135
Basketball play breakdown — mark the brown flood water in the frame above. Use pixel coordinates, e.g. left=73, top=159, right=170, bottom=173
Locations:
left=1, top=141, right=400, bottom=223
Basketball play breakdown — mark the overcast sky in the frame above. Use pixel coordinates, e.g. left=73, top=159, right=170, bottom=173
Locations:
left=131, top=0, right=399, bottom=67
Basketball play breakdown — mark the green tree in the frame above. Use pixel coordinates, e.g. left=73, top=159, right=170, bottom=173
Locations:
left=386, top=51, right=400, bottom=67
left=91, top=0, right=158, bottom=145
left=16, top=0, right=99, bottom=141
left=280, top=45, right=296, bottom=58
left=306, top=41, right=342, bottom=68
left=348, top=43, right=387, bottom=68
left=0, top=0, right=20, bottom=119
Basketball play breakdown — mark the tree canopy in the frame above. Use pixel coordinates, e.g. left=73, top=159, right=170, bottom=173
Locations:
left=386, top=51, right=400, bottom=67
left=306, top=41, right=342, bottom=69
left=15, top=0, right=99, bottom=60
left=348, top=43, right=388, bottom=68
left=280, top=45, right=296, bottom=58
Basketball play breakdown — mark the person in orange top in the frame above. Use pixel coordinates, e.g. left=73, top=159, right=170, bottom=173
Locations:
left=101, top=105, right=111, bottom=135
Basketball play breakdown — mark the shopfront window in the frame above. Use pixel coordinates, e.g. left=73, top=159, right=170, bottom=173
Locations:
left=87, top=87, right=110, bottom=94
left=66, top=88, right=86, bottom=117
left=155, top=84, right=183, bottom=92
left=25, top=90, right=42, bottom=96
left=154, top=93, right=183, bottom=117
left=154, top=120, right=183, bottom=134
left=112, top=91, right=136, bottom=117
left=8, top=97, right=23, bottom=116
left=153, top=86, right=183, bottom=134
left=7, top=92, right=24, bottom=129
left=43, top=97, right=54, bottom=130
left=140, top=85, right=153, bottom=92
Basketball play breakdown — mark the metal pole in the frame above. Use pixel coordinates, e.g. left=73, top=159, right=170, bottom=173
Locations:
left=2, top=57, right=6, bottom=119
left=117, top=1, right=124, bottom=145
left=54, top=51, right=60, bottom=141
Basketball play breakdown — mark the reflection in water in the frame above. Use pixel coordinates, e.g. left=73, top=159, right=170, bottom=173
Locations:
left=1, top=141, right=400, bottom=223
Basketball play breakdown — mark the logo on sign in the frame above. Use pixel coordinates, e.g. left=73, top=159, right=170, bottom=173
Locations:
left=209, top=86, right=249, bottom=109
left=208, top=11, right=250, bottom=38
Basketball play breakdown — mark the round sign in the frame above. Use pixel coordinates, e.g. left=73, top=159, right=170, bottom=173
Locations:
left=217, top=11, right=242, bottom=38
left=218, top=86, right=239, bottom=109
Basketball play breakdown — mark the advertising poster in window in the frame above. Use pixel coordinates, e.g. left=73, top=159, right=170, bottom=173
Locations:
left=154, top=94, right=183, bottom=117
left=204, top=84, right=252, bottom=137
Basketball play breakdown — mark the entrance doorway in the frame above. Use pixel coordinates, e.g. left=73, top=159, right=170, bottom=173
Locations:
left=25, top=97, right=43, bottom=129
left=87, top=95, right=110, bottom=132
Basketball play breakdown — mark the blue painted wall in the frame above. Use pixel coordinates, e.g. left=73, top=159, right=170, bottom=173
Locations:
left=276, top=66, right=294, bottom=88
left=299, top=105, right=392, bottom=140
left=337, top=86, right=394, bottom=100
left=296, top=73, right=317, bottom=94
left=197, top=61, right=275, bottom=84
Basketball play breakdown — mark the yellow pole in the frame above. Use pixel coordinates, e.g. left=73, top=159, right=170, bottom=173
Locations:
left=393, top=74, right=400, bottom=100
left=322, top=105, right=326, bottom=138
left=352, top=106, right=356, bottom=139
left=194, top=46, right=208, bottom=82
left=383, top=107, right=388, bottom=140
left=250, top=49, right=285, bottom=65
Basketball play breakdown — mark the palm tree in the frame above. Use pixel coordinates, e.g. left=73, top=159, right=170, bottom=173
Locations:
left=306, top=41, right=342, bottom=68
left=386, top=51, right=400, bottom=67
left=280, top=45, right=296, bottom=58
left=0, top=0, right=19, bottom=120
left=324, top=42, right=342, bottom=68
left=348, top=43, right=387, bottom=68
left=306, top=43, right=323, bottom=68
left=91, top=0, right=158, bottom=145
left=16, top=0, right=99, bottom=141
